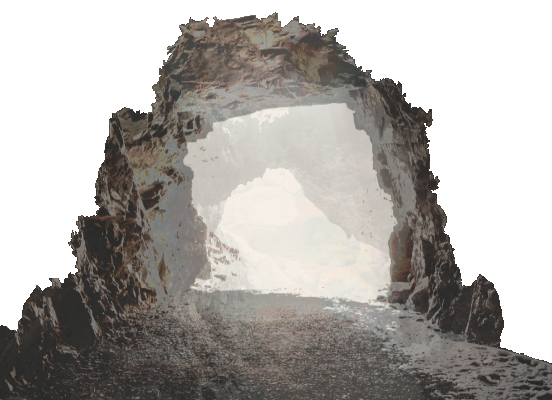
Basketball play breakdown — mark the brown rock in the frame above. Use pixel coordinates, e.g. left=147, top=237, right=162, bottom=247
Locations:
left=465, top=275, right=504, bottom=347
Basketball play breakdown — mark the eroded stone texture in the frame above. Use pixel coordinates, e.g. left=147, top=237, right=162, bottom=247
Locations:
left=135, top=13, right=502, bottom=347
left=0, top=324, right=20, bottom=393
left=1, top=12, right=504, bottom=398
left=0, top=105, right=158, bottom=397
left=465, top=275, right=505, bottom=346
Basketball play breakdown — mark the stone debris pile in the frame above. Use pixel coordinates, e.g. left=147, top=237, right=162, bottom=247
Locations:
left=207, top=232, right=240, bottom=263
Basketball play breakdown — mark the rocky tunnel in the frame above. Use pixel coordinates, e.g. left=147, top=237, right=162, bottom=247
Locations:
left=0, top=13, right=504, bottom=396
left=112, top=14, right=503, bottom=347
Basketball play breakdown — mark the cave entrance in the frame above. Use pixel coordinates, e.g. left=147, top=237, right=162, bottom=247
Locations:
left=183, top=103, right=397, bottom=303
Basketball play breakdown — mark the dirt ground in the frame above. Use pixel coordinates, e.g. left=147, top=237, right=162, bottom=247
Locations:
left=3, top=290, right=551, bottom=400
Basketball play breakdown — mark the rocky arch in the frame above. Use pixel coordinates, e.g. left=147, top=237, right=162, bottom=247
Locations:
left=0, top=12, right=504, bottom=397
left=123, top=13, right=502, bottom=347
left=185, top=103, right=397, bottom=298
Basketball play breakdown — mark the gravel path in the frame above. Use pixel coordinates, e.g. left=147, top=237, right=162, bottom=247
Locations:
left=7, top=290, right=548, bottom=400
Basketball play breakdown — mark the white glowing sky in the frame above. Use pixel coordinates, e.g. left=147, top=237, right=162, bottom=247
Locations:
left=185, top=106, right=391, bottom=302
left=215, top=167, right=391, bottom=302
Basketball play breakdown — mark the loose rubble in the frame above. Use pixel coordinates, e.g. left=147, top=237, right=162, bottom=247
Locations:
left=0, top=291, right=508, bottom=399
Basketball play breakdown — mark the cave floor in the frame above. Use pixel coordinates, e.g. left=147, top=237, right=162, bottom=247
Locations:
left=7, top=290, right=552, bottom=400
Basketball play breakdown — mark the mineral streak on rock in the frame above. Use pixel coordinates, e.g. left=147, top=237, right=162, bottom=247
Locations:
left=0, top=12, right=504, bottom=397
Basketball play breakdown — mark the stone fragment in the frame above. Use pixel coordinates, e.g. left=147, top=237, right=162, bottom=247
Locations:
left=465, top=275, right=504, bottom=347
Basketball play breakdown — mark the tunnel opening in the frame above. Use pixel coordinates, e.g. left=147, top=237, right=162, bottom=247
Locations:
left=183, top=103, right=397, bottom=303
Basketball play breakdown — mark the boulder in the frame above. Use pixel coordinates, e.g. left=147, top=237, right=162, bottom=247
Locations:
left=406, top=276, right=430, bottom=313
left=465, top=275, right=504, bottom=347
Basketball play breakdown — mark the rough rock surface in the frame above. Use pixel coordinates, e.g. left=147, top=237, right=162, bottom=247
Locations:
left=1, top=13, right=506, bottom=397
left=0, top=97, right=159, bottom=396
left=141, top=13, right=503, bottom=343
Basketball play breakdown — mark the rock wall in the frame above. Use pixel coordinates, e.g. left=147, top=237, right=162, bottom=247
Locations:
left=143, top=13, right=503, bottom=345
left=1, top=11, right=504, bottom=398
left=0, top=111, right=158, bottom=396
